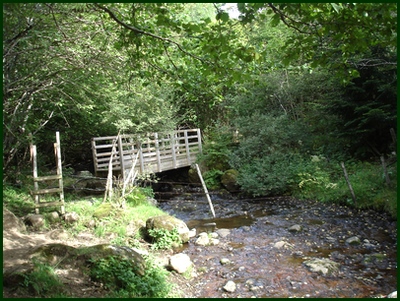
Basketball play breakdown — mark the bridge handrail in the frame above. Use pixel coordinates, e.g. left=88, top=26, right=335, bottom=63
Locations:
left=91, top=128, right=202, bottom=179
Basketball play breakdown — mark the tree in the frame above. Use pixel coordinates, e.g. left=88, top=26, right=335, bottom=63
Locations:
left=3, top=3, right=123, bottom=175
left=237, top=3, right=397, bottom=80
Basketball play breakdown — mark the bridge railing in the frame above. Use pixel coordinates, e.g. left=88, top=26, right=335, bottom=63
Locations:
left=91, top=129, right=202, bottom=179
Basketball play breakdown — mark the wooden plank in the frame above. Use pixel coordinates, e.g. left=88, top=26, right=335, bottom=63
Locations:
left=34, top=174, right=62, bottom=182
left=91, top=139, right=98, bottom=176
left=118, top=135, right=126, bottom=181
left=171, top=134, right=177, bottom=168
left=36, top=201, right=65, bottom=208
left=197, top=128, right=202, bottom=153
left=32, top=187, right=63, bottom=195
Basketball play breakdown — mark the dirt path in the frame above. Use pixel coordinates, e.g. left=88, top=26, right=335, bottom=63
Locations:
left=3, top=209, right=195, bottom=298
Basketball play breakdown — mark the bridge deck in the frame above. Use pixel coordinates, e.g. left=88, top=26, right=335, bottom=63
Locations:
left=91, top=129, right=202, bottom=180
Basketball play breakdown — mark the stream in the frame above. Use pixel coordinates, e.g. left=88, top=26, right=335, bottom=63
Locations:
left=157, top=191, right=397, bottom=298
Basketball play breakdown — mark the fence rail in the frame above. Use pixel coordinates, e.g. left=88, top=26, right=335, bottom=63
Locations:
left=91, top=129, right=202, bottom=180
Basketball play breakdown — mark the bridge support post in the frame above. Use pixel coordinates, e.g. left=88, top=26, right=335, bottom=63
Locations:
left=195, top=163, right=216, bottom=218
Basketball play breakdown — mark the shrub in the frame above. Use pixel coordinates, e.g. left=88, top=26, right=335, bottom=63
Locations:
left=147, top=227, right=182, bottom=250
left=203, top=169, right=224, bottom=190
left=89, top=255, right=172, bottom=298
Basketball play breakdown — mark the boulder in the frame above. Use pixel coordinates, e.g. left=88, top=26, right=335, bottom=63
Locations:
left=303, top=258, right=340, bottom=277
left=221, top=169, right=240, bottom=192
left=3, top=208, right=26, bottom=232
left=169, top=253, right=192, bottom=274
left=47, top=211, right=60, bottom=223
left=24, top=214, right=45, bottom=228
left=30, top=243, right=146, bottom=276
left=146, top=215, right=190, bottom=243
left=188, top=168, right=201, bottom=183
left=63, top=211, right=79, bottom=224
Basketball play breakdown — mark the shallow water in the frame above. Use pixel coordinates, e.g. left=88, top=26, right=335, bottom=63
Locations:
left=158, top=195, right=397, bottom=298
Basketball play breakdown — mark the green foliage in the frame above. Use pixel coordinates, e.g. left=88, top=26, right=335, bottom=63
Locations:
left=147, top=227, right=182, bottom=250
left=203, top=169, right=224, bottom=190
left=239, top=3, right=397, bottom=79
left=199, top=124, right=233, bottom=171
left=292, top=157, right=397, bottom=218
left=292, top=156, right=344, bottom=202
left=21, top=259, right=65, bottom=297
left=89, top=255, right=172, bottom=298
left=124, top=187, right=152, bottom=207
left=235, top=153, right=299, bottom=197
left=3, top=186, right=35, bottom=217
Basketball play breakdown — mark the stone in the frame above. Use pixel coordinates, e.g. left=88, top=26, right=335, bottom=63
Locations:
left=188, top=228, right=197, bottom=238
left=387, top=291, right=397, bottom=298
left=24, top=214, right=45, bottom=228
left=47, top=211, right=60, bottom=222
left=170, top=253, right=192, bottom=274
left=223, top=280, right=236, bottom=293
left=220, top=258, right=231, bottom=265
left=3, top=208, right=26, bottom=232
left=216, top=228, right=230, bottom=238
left=288, top=224, right=303, bottom=232
left=210, top=232, right=219, bottom=238
left=48, top=229, right=69, bottom=240
left=303, top=258, right=340, bottom=276
left=188, top=167, right=201, bottom=183
left=221, top=169, right=240, bottom=192
left=195, top=232, right=210, bottom=246
left=210, top=238, right=220, bottom=245
left=346, top=236, right=361, bottom=245
left=146, top=215, right=190, bottom=243
left=273, top=241, right=288, bottom=249
left=146, top=197, right=158, bottom=206
left=63, top=212, right=79, bottom=224
left=75, top=170, right=93, bottom=177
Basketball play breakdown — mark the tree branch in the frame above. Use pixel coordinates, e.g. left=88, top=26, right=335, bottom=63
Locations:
left=267, top=3, right=313, bottom=35
left=93, top=3, right=207, bottom=64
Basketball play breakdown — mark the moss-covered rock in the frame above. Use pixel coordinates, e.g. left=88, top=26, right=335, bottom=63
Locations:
left=188, top=167, right=200, bottom=183
left=221, top=169, right=240, bottom=192
left=29, top=243, right=146, bottom=276
left=93, top=203, right=113, bottom=219
left=146, top=215, right=190, bottom=243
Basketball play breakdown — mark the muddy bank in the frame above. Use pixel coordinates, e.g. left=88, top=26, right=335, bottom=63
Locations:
left=158, top=195, right=397, bottom=298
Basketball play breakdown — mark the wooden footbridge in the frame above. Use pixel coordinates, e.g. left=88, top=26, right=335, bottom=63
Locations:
left=91, top=129, right=202, bottom=181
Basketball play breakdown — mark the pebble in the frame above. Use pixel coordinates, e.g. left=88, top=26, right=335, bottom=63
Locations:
left=223, top=280, right=236, bottom=293
left=220, top=258, right=231, bottom=265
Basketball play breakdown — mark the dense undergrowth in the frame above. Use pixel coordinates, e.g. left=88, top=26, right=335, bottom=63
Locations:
left=199, top=125, right=397, bottom=220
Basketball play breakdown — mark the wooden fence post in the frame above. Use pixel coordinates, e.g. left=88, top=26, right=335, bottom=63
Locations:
left=340, top=162, right=357, bottom=206
left=55, top=132, right=65, bottom=214
left=380, top=156, right=391, bottom=186
left=32, top=144, right=40, bottom=214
